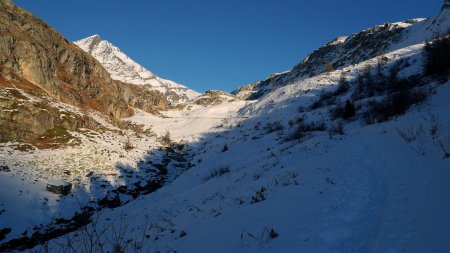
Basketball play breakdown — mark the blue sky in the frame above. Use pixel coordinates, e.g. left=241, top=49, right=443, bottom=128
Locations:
left=15, top=0, right=443, bottom=92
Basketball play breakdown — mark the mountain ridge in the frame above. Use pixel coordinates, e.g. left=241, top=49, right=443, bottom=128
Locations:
left=75, top=35, right=200, bottom=104
left=233, top=3, right=449, bottom=100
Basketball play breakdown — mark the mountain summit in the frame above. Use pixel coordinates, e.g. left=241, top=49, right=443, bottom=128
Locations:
left=75, top=35, right=199, bottom=104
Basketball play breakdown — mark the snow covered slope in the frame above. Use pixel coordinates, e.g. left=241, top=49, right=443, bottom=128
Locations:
left=18, top=2, right=450, bottom=252
left=75, top=35, right=199, bottom=104
left=0, top=99, right=249, bottom=250
left=233, top=1, right=450, bottom=100
left=25, top=65, right=450, bottom=253
left=2, top=1, right=450, bottom=253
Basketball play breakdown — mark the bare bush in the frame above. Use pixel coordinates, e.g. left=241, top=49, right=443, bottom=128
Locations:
left=30, top=212, right=147, bottom=253
left=161, top=131, right=172, bottom=146
left=251, top=186, right=267, bottom=204
left=429, top=115, right=450, bottom=158
left=424, top=34, right=450, bottom=79
left=363, top=88, right=428, bottom=124
left=240, top=227, right=279, bottom=248
left=330, top=100, right=356, bottom=120
left=396, top=125, right=426, bottom=156
left=335, top=72, right=350, bottom=95
left=328, top=121, right=345, bottom=138
left=288, top=117, right=305, bottom=127
left=124, top=137, right=134, bottom=151
left=288, top=120, right=326, bottom=141
left=309, top=73, right=350, bottom=111
left=434, top=133, right=450, bottom=159
left=222, top=144, right=229, bottom=152
left=203, top=166, right=230, bottom=181
left=265, top=121, right=284, bottom=133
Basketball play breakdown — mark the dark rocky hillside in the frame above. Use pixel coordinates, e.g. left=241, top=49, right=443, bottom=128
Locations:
left=0, top=0, right=169, bottom=143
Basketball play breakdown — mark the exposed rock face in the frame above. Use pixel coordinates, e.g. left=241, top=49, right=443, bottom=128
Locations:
left=0, top=1, right=172, bottom=144
left=46, top=181, right=72, bottom=195
left=232, top=82, right=259, bottom=100
left=193, top=90, right=239, bottom=106
left=120, top=81, right=169, bottom=113
left=0, top=2, right=133, bottom=119
left=0, top=66, right=101, bottom=144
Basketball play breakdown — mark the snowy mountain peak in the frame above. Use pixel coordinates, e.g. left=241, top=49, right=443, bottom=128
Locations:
left=75, top=35, right=199, bottom=104
left=88, top=34, right=101, bottom=40
left=79, top=34, right=102, bottom=54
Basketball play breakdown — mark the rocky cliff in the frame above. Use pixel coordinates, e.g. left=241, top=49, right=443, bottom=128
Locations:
left=0, top=1, right=134, bottom=118
left=0, top=66, right=102, bottom=146
left=0, top=1, right=169, bottom=144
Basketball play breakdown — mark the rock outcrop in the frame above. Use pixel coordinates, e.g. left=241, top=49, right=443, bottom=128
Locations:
left=0, top=66, right=102, bottom=145
left=193, top=90, right=239, bottom=106
left=120, top=81, right=169, bottom=113
left=0, top=1, right=171, bottom=144
left=46, top=181, right=72, bottom=195
left=0, top=1, right=133, bottom=119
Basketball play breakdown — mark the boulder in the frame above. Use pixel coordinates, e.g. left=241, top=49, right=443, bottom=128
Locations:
left=45, top=180, right=72, bottom=195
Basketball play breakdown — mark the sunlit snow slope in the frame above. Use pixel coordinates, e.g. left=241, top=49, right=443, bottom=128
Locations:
left=75, top=35, right=199, bottom=104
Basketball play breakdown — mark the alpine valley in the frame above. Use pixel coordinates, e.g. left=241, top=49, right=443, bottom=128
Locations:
left=0, top=0, right=449, bottom=252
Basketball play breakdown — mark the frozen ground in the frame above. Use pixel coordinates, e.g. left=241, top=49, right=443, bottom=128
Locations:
left=0, top=99, right=249, bottom=245
left=9, top=41, right=449, bottom=251
left=22, top=79, right=450, bottom=253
